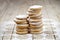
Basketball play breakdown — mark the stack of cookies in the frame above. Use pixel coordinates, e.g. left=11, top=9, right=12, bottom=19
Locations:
left=27, top=5, right=43, bottom=34
left=14, top=5, right=43, bottom=34
left=14, top=15, right=29, bottom=34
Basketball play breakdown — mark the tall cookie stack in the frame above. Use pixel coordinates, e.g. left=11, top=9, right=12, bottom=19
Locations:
left=27, top=5, right=43, bottom=34
left=14, top=15, right=28, bottom=34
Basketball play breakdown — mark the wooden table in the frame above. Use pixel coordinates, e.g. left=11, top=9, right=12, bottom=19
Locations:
left=0, top=0, right=60, bottom=40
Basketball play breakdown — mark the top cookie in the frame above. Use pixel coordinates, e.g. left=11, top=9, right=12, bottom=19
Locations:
left=16, top=15, right=28, bottom=20
left=29, top=5, right=43, bottom=10
left=28, top=5, right=43, bottom=14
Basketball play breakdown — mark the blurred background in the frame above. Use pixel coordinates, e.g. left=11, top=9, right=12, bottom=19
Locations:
left=0, top=0, right=60, bottom=22
left=0, top=0, right=60, bottom=40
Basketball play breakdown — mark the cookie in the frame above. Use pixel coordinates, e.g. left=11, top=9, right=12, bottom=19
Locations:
left=16, top=15, right=28, bottom=20
left=30, top=22, right=42, bottom=26
left=16, top=24, right=28, bottom=29
left=30, top=24, right=43, bottom=28
left=29, top=5, right=43, bottom=10
left=29, top=13, right=42, bottom=17
left=16, top=31, right=28, bottom=34
left=29, top=16, right=42, bottom=19
left=27, top=11, right=42, bottom=16
left=29, top=13, right=42, bottom=18
left=30, top=27, right=42, bottom=32
left=30, top=28, right=43, bottom=34
left=16, top=28, right=28, bottom=32
left=29, top=18, right=42, bottom=22
left=14, top=19, right=27, bottom=24
left=28, top=5, right=43, bottom=13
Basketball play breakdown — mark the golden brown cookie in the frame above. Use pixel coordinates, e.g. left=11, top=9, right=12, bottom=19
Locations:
left=29, top=16, right=42, bottom=19
left=16, top=28, right=28, bottom=32
left=29, top=18, right=42, bottom=22
left=29, top=5, right=43, bottom=10
left=30, top=27, right=42, bottom=31
left=30, top=24, right=43, bottom=28
left=16, top=24, right=28, bottom=29
left=29, top=22, right=42, bottom=25
left=30, top=28, right=43, bottom=34
left=14, top=19, right=27, bottom=24
left=16, top=15, right=28, bottom=20
left=28, top=5, right=43, bottom=13
left=16, top=31, right=28, bottom=34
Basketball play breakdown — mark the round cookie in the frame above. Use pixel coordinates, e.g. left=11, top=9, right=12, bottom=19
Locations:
left=30, top=28, right=43, bottom=34
left=14, top=18, right=27, bottom=24
left=16, top=28, right=28, bottom=32
left=29, top=16, right=42, bottom=19
left=29, top=18, right=42, bottom=22
left=29, top=22, right=42, bottom=25
left=28, top=5, right=43, bottom=14
left=16, top=24, right=28, bottom=29
left=29, top=13, right=42, bottom=17
left=16, top=15, right=28, bottom=20
left=30, top=27, right=43, bottom=32
left=30, top=24, right=43, bottom=28
left=29, top=5, right=43, bottom=10
left=29, top=13, right=42, bottom=19
left=16, top=31, right=28, bottom=34
left=27, top=12, right=42, bottom=16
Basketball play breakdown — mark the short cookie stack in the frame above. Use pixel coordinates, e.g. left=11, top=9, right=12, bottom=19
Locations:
left=27, top=5, right=43, bottom=34
left=14, top=15, right=28, bottom=34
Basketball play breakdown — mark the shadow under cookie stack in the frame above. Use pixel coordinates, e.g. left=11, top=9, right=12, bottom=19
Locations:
left=14, top=5, right=43, bottom=34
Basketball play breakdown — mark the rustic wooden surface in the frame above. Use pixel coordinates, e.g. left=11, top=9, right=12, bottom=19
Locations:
left=0, top=0, right=60, bottom=40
